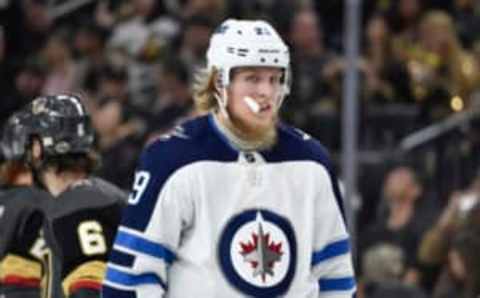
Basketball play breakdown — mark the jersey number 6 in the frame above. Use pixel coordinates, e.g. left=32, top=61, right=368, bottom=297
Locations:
left=78, top=221, right=107, bottom=255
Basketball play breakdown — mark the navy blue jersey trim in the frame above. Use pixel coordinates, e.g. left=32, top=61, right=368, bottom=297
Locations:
left=318, top=276, right=356, bottom=292
left=311, top=238, right=350, bottom=266
left=105, top=266, right=167, bottom=290
left=115, top=230, right=176, bottom=264
left=109, top=248, right=135, bottom=268
left=101, top=285, right=136, bottom=298
left=207, top=114, right=238, bottom=152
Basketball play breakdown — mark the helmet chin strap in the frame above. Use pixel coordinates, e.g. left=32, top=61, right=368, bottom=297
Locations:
left=214, top=87, right=230, bottom=120
left=276, top=92, right=286, bottom=111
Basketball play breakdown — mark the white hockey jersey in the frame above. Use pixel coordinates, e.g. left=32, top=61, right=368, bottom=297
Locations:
left=102, top=114, right=356, bottom=297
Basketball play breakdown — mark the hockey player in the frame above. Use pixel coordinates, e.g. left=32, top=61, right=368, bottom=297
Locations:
left=20, top=94, right=127, bottom=298
left=103, top=19, right=356, bottom=297
left=0, top=111, right=52, bottom=298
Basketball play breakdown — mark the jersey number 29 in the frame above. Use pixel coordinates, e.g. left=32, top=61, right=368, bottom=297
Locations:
left=129, top=171, right=151, bottom=205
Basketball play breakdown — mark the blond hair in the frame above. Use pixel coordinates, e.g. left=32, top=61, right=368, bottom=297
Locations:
left=420, top=10, right=477, bottom=97
left=192, top=67, right=219, bottom=114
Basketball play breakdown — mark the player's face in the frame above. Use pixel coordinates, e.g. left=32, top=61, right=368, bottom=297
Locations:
left=226, top=67, right=283, bottom=137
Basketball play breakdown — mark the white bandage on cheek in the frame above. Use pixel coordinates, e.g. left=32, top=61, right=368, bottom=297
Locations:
left=243, top=96, right=260, bottom=114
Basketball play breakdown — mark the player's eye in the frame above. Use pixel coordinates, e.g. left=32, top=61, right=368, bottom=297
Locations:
left=245, top=74, right=259, bottom=83
left=270, top=75, right=281, bottom=85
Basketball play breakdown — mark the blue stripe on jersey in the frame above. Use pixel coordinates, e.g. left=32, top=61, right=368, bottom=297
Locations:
left=318, top=277, right=355, bottom=292
left=101, top=285, right=136, bottom=298
left=105, top=266, right=167, bottom=290
left=109, top=248, right=135, bottom=268
left=311, top=238, right=350, bottom=266
left=115, top=230, right=176, bottom=263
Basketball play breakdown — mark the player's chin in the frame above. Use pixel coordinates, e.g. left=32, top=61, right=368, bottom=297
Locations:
left=236, top=111, right=277, bottom=135
left=249, top=115, right=275, bottom=131
left=255, top=117, right=278, bottom=137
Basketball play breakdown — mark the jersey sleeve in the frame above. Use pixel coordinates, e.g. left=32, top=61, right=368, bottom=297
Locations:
left=44, top=192, right=123, bottom=298
left=102, top=140, right=194, bottom=298
left=0, top=209, right=44, bottom=291
left=0, top=190, right=47, bottom=292
left=311, top=163, right=356, bottom=298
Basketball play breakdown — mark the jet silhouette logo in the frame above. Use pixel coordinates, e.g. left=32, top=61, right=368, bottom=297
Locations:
left=218, top=209, right=297, bottom=297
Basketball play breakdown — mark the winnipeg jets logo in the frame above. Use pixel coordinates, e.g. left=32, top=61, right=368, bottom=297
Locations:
left=160, top=126, right=189, bottom=140
left=294, top=128, right=311, bottom=141
left=239, top=213, right=283, bottom=282
left=219, top=209, right=297, bottom=297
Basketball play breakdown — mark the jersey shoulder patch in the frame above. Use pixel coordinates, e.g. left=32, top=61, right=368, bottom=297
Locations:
left=275, top=123, right=332, bottom=167
left=140, top=115, right=229, bottom=174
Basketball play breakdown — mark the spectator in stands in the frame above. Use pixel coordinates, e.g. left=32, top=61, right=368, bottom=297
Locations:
left=177, top=15, right=215, bottom=75
left=425, top=202, right=480, bottom=298
left=313, top=0, right=345, bottom=51
left=41, top=29, right=78, bottom=94
left=179, top=0, right=226, bottom=24
left=451, top=0, right=480, bottom=49
left=1, top=59, right=46, bottom=128
left=359, top=166, right=432, bottom=286
left=285, top=6, right=336, bottom=130
left=453, top=206, right=480, bottom=298
left=107, top=0, right=179, bottom=61
left=94, top=63, right=130, bottom=107
left=408, top=11, right=478, bottom=123
left=388, top=0, right=425, bottom=61
left=107, top=0, right=180, bottom=112
left=72, top=23, right=110, bottom=93
left=359, top=12, right=418, bottom=149
left=418, top=174, right=480, bottom=295
left=91, top=64, right=145, bottom=189
left=226, top=0, right=295, bottom=35
left=470, top=41, right=480, bottom=108
left=0, top=26, right=12, bottom=107
left=360, top=243, right=428, bottom=298
left=362, top=12, right=413, bottom=105
left=148, top=58, right=194, bottom=135
left=2, top=0, right=52, bottom=65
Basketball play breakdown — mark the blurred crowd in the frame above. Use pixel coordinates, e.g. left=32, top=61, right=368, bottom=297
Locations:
left=1, top=0, right=480, bottom=297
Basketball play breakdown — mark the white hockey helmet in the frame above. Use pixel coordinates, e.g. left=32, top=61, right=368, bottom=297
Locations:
left=207, top=19, right=291, bottom=109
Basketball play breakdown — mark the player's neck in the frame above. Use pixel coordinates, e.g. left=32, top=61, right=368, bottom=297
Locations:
left=42, top=169, right=88, bottom=197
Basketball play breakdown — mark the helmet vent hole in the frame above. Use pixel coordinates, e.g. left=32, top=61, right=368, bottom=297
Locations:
left=260, top=58, right=266, bottom=63
left=274, top=58, right=279, bottom=63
